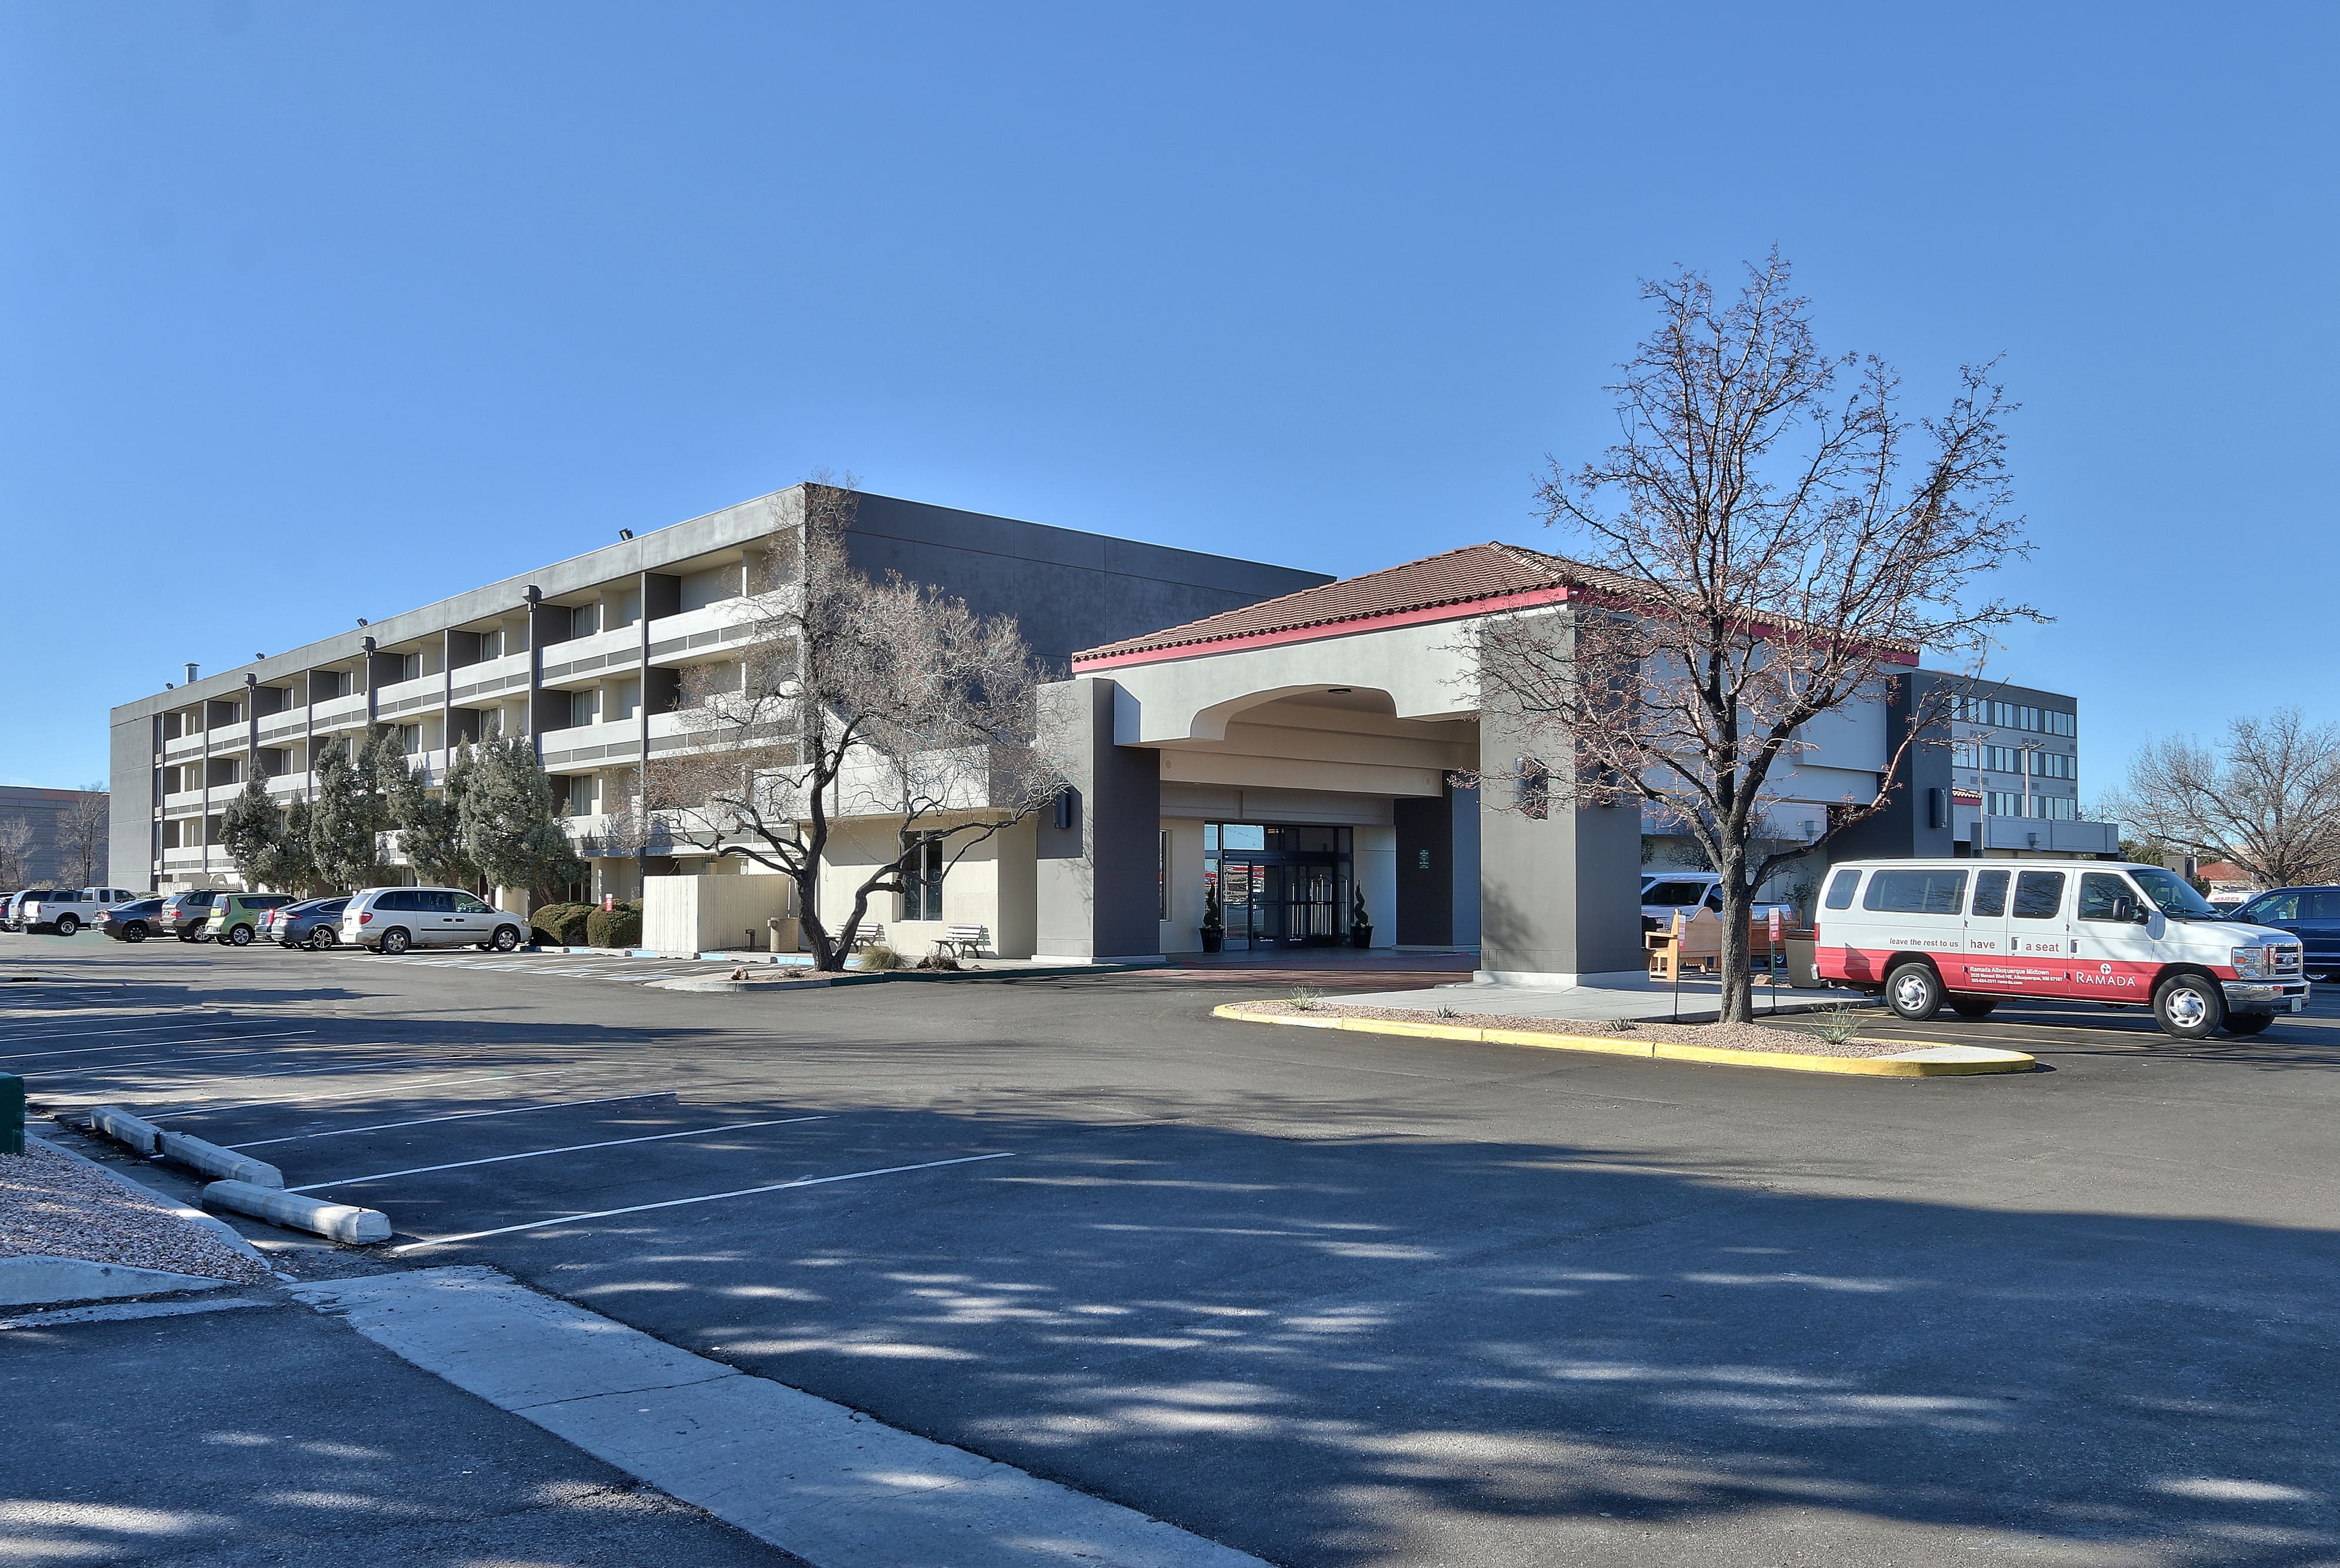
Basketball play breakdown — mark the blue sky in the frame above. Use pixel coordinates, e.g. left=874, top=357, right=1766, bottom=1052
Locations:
left=5, top=4, right=2335, bottom=794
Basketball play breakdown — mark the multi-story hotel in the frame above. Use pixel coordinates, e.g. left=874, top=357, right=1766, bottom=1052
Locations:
left=108, top=487, right=1328, bottom=922
left=109, top=487, right=2111, bottom=975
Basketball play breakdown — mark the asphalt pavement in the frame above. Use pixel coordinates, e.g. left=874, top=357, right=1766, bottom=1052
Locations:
left=6, top=930, right=2339, bottom=1567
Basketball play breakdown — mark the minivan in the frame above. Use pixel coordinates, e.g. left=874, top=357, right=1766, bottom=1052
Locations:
left=341, top=887, right=526, bottom=955
left=1817, top=858, right=2307, bottom=1040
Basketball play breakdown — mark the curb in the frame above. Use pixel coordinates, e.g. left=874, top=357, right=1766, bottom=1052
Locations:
left=1211, top=1004, right=2036, bottom=1077
left=0, top=1253, right=230, bottom=1310
left=645, top=963, right=1146, bottom=993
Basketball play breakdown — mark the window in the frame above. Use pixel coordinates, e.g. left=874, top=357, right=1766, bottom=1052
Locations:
left=571, top=602, right=599, bottom=638
left=2032, top=752, right=2076, bottom=781
left=1951, top=742, right=1978, bottom=768
left=901, top=834, right=944, bottom=922
left=2012, top=871, right=2065, bottom=919
left=1862, top=869, right=1968, bottom=915
left=480, top=629, right=503, bottom=660
left=2247, top=892, right=2298, bottom=923
left=1823, top=869, right=1862, bottom=910
left=2308, top=891, right=2340, bottom=921
left=2036, top=796, right=2078, bottom=820
left=2046, top=710, right=2076, bottom=737
left=452, top=892, right=491, bottom=914
left=2078, top=872, right=2138, bottom=922
left=1983, top=746, right=2022, bottom=774
left=1985, top=792, right=2025, bottom=817
left=1972, top=869, right=2011, bottom=918
left=1646, top=881, right=1708, bottom=907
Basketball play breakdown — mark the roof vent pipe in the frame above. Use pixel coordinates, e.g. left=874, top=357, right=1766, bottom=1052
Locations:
left=184, top=662, right=199, bottom=685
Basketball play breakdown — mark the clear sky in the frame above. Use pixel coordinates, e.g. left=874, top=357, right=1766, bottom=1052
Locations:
left=4, top=4, right=2334, bottom=796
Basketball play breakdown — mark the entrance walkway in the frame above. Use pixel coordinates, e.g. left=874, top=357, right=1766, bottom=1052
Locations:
left=1156, top=948, right=1479, bottom=990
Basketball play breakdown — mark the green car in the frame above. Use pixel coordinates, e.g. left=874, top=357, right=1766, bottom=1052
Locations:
left=204, top=893, right=296, bottom=948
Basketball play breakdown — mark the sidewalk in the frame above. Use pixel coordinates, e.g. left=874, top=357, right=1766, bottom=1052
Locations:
left=1333, top=972, right=1863, bottom=1025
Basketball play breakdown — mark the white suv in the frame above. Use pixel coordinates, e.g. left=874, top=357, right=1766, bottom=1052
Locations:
left=341, top=886, right=526, bottom=955
left=21, top=887, right=144, bottom=936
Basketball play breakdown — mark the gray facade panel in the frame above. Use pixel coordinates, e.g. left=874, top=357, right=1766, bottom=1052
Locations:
left=109, top=721, right=153, bottom=890
left=1035, top=678, right=1163, bottom=962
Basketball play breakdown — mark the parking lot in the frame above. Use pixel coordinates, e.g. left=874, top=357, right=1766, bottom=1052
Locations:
left=9, top=930, right=2340, bottom=1566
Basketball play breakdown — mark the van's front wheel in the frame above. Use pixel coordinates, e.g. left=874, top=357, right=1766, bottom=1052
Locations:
left=2153, top=972, right=2226, bottom=1041
left=1885, top=961, right=1944, bottom=1022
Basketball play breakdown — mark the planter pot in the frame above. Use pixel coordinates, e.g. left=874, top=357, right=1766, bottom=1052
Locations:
left=1350, top=926, right=1374, bottom=949
left=1200, top=928, right=1224, bottom=954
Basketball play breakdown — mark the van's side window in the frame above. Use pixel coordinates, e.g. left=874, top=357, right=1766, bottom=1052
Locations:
left=1972, top=869, right=2011, bottom=918
left=2078, top=873, right=2136, bottom=923
left=2012, top=871, right=2065, bottom=920
left=2249, top=892, right=2299, bottom=923
left=1823, top=869, right=1861, bottom=910
left=1864, top=869, right=1968, bottom=915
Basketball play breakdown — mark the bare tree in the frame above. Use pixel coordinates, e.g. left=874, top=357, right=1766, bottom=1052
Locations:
left=2102, top=710, right=2340, bottom=887
left=0, top=816, right=32, bottom=889
left=646, top=482, right=1061, bottom=970
left=60, top=783, right=110, bottom=887
left=1476, top=253, right=2040, bottom=1020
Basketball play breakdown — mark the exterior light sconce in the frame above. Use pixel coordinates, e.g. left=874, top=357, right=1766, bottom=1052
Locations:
left=1515, top=756, right=1550, bottom=820
left=618, top=529, right=634, bottom=541
left=1052, top=788, right=1076, bottom=831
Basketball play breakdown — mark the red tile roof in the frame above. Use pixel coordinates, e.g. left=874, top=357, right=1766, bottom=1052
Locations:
left=1072, top=543, right=1589, bottom=666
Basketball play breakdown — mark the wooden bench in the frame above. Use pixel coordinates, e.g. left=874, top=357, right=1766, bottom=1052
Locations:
left=934, top=924, right=990, bottom=959
left=848, top=923, right=885, bottom=950
left=1646, top=909, right=1722, bottom=980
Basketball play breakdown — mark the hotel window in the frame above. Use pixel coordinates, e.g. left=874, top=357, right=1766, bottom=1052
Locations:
left=1985, top=791, right=2025, bottom=817
left=901, top=833, right=944, bottom=921
left=2038, top=795, right=2078, bottom=820
left=1951, top=742, right=1978, bottom=768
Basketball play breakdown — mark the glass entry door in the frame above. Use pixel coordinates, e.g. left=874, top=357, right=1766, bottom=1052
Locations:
left=1208, top=823, right=1351, bottom=950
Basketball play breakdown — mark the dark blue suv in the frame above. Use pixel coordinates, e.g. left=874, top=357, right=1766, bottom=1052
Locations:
left=2231, top=886, right=2340, bottom=979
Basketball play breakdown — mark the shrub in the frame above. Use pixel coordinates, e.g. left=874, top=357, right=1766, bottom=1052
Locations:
left=854, top=942, right=906, bottom=972
left=915, top=953, right=962, bottom=972
left=531, top=902, right=593, bottom=946
left=586, top=900, right=643, bottom=949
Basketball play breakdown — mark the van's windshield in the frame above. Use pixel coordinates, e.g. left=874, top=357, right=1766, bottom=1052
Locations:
left=2128, top=866, right=2224, bottom=920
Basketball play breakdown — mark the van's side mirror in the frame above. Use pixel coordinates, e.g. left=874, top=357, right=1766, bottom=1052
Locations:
left=2111, top=896, right=2138, bottom=923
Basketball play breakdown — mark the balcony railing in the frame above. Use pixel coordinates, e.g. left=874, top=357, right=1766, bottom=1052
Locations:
left=376, top=671, right=449, bottom=720
left=446, top=649, right=532, bottom=706
left=1978, top=815, right=2120, bottom=855
left=540, top=624, right=646, bottom=684
left=646, top=603, right=758, bottom=664
left=539, top=718, right=644, bottom=769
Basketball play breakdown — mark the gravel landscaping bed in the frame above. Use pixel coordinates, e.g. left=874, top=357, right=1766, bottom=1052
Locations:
left=1225, top=1000, right=1915, bottom=1057
left=0, top=1144, right=270, bottom=1281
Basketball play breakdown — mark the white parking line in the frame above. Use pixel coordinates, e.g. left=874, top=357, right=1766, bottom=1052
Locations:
left=394, top=1152, right=1016, bottom=1251
left=289, top=1116, right=829, bottom=1192
left=40, top=1052, right=458, bottom=1089
left=150, top=1066, right=577, bottom=1119
left=0, top=1015, right=226, bottom=1043
left=229, top=1090, right=693, bottom=1147
left=0, top=1028, right=316, bottom=1062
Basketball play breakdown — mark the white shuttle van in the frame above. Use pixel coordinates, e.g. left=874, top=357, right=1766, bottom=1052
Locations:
left=1815, top=859, right=2308, bottom=1040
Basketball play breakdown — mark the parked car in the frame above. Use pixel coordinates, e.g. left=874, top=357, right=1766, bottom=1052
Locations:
left=2228, top=886, right=2340, bottom=980
left=0, top=891, right=30, bottom=931
left=204, top=892, right=298, bottom=948
left=341, top=887, right=526, bottom=955
left=266, top=897, right=349, bottom=950
left=19, top=886, right=143, bottom=935
left=99, top=898, right=167, bottom=943
left=1639, top=872, right=1793, bottom=932
left=1816, top=858, right=2307, bottom=1039
left=158, top=890, right=224, bottom=941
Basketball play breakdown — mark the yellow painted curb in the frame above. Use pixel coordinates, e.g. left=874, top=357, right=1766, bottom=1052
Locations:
left=1211, top=1004, right=2035, bottom=1077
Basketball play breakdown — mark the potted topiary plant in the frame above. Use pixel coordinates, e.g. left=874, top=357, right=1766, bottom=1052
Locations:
left=1349, top=886, right=1372, bottom=948
left=1200, top=882, right=1224, bottom=953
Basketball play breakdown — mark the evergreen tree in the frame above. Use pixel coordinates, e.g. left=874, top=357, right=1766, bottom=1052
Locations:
left=392, top=740, right=476, bottom=889
left=218, top=773, right=282, bottom=888
left=460, top=735, right=584, bottom=902
left=309, top=740, right=383, bottom=891
left=262, top=797, right=322, bottom=896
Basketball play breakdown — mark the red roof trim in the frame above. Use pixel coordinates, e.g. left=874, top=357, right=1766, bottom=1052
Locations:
left=1071, top=583, right=1573, bottom=671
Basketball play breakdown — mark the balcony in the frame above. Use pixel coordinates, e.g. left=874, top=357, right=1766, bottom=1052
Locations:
left=376, top=670, right=449, bottom=721
left=162, top=788, right=207, bottom=816
left=163, top=733, right=206, bottom=762
left=311, top=693, right=369, bottom=731
left=1978, top=815, right=2120, bottom=856
left=645, top=603, right=759, bottom=665
left=447, top=649, right=532, bottom=706
left=539, top=718, right=644, bottom=769
left=540, top=624, right=646, bottom=685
